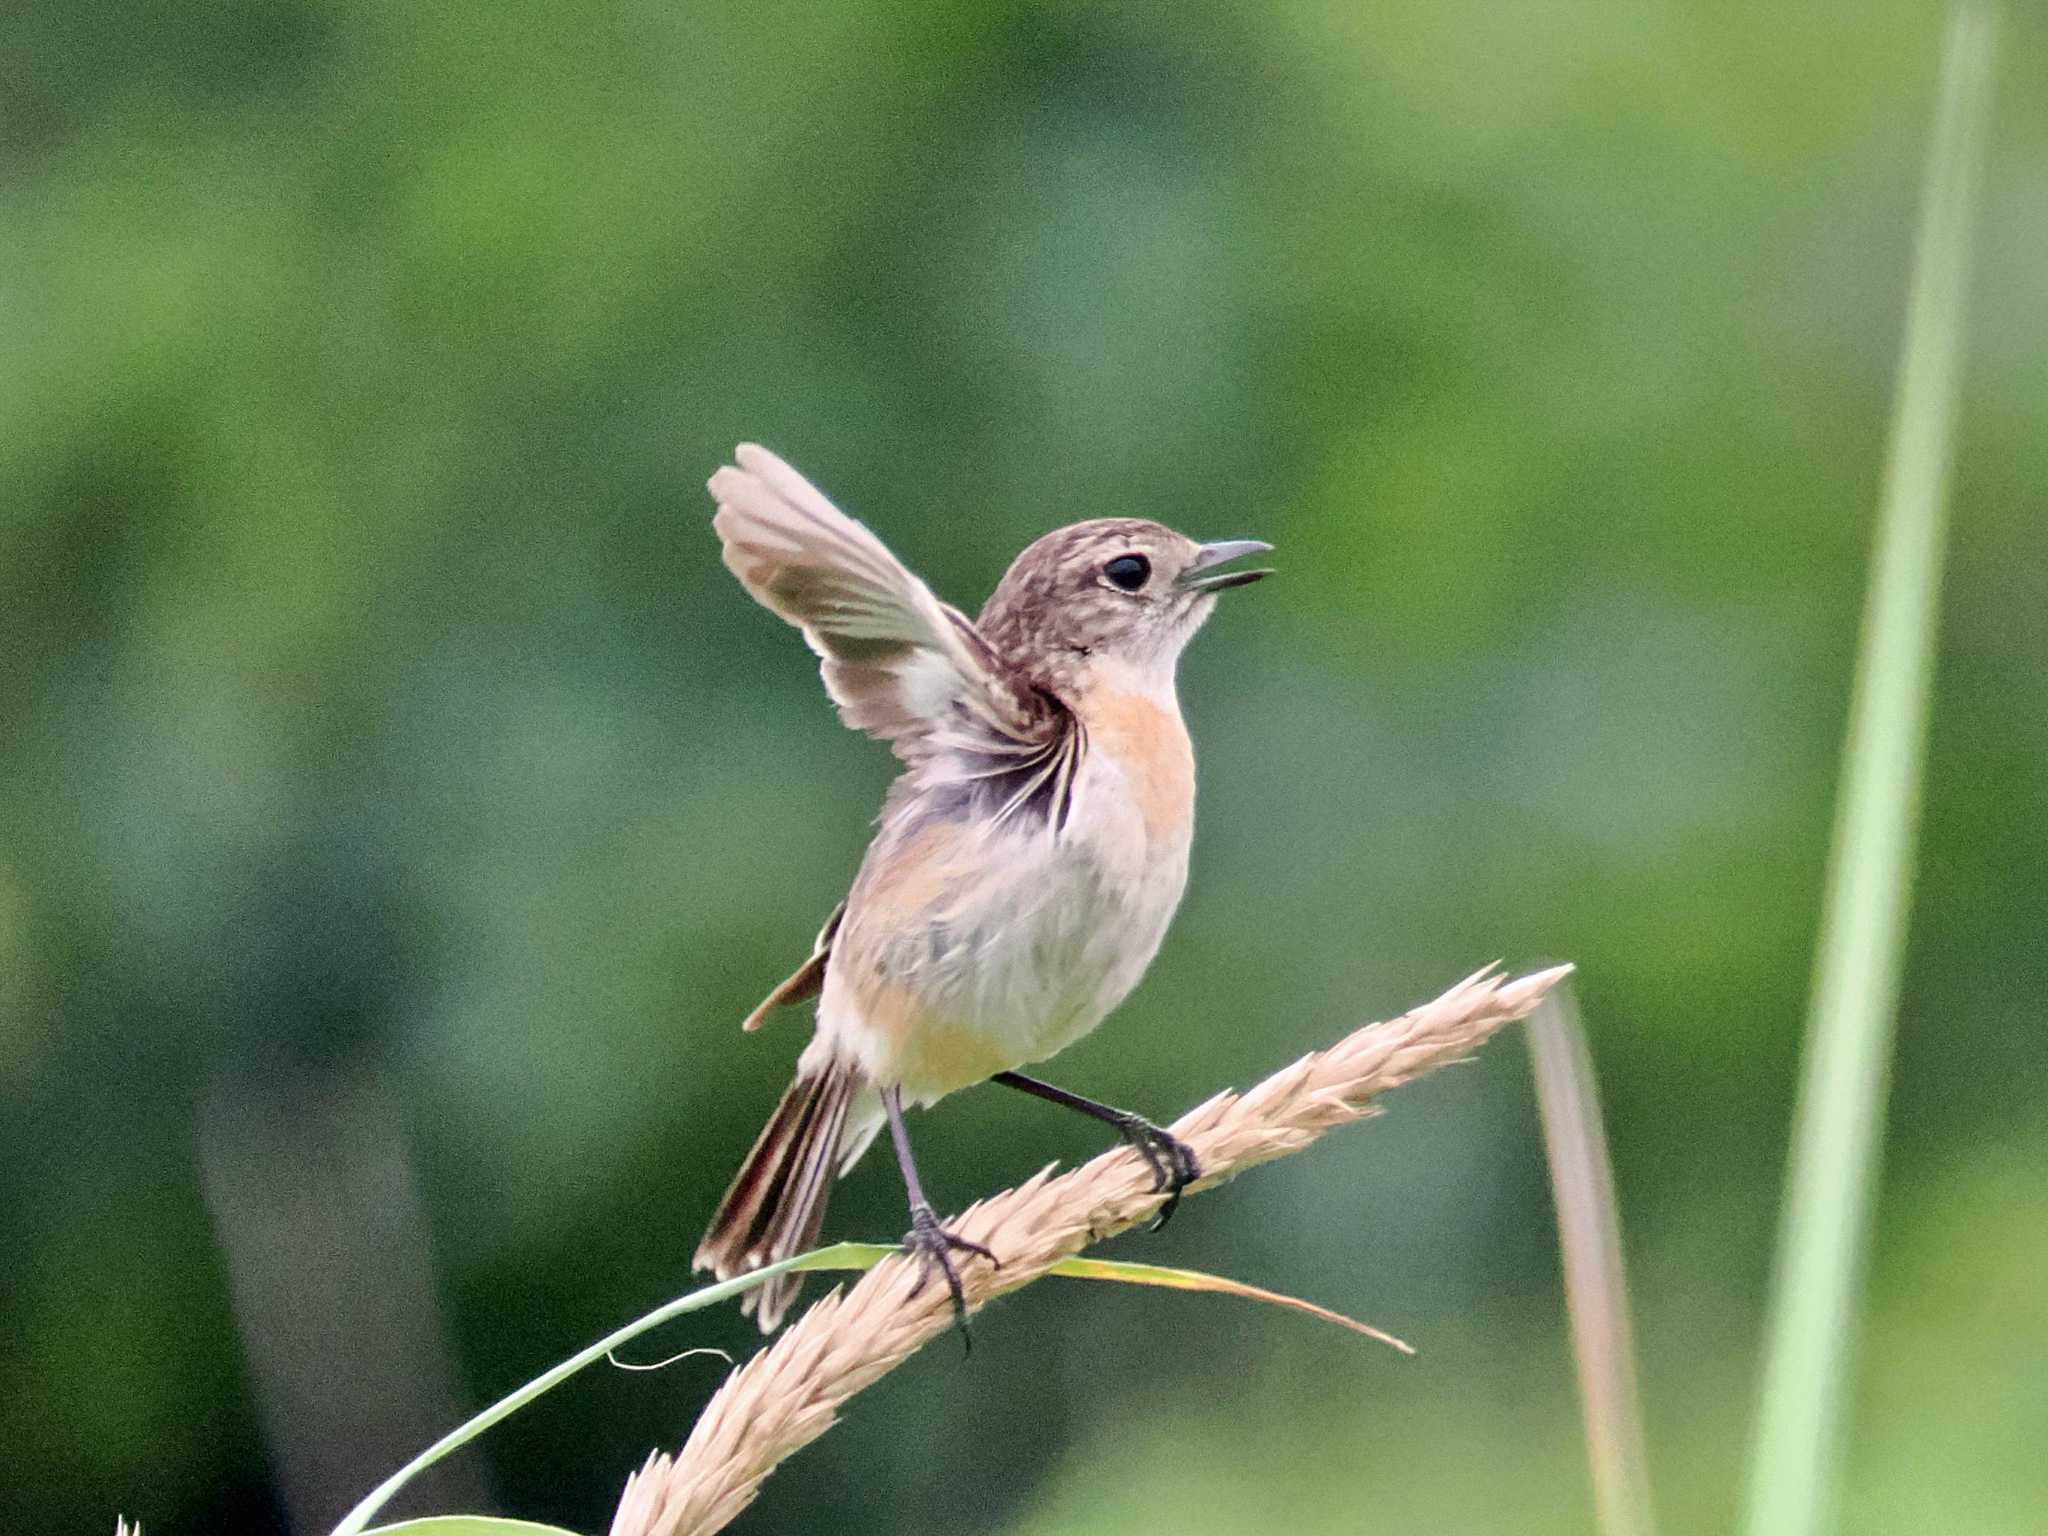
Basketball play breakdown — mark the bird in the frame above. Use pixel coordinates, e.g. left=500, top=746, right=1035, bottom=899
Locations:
left=694, top=443, right=1272, bottom=1333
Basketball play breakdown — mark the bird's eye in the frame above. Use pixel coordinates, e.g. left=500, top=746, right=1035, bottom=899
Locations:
left=1103, top=554, right=1151, bottom=592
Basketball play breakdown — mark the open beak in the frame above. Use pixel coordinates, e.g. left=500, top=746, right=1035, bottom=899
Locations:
left=1177, top=538, right=1274, bottom=594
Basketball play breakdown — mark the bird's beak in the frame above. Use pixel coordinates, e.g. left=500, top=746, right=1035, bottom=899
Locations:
left=1178, top=539, right=1274, bottom=593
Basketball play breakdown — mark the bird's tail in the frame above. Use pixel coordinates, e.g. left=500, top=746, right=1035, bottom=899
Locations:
left=694, top=1054, right=876, bottom=1332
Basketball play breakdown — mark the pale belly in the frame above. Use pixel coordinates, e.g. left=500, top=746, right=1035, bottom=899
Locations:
left=817, top=740, right=1193, bottom=1105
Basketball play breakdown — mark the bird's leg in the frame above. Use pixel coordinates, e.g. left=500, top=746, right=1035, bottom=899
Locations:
left=882, top=1085, right=997, bottom=1345
left=990, top=1071, right=1201, bottom=1231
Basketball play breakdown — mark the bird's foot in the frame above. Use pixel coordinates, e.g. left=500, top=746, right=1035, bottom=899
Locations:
left=1113, top=1116, right=1202, bottom=1231
left=904, top=1202, right=999, bottom=1347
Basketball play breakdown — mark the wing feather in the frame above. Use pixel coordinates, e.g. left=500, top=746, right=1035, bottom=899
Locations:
left=710, top=444, right=1056, bottom=760
left=740, top=901, right=844, bottom=1032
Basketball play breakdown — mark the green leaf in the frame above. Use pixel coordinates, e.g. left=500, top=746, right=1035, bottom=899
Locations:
left=329, top=1242, right=884, bottom=1536
left=1046, top=1255, right=1413, bottom=1354
left=333, top=1237, right=1400, bottom=1536
left=1741, top=8, right=2000, bottom=1536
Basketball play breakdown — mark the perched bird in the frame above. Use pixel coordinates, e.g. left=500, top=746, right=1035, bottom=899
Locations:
left=695, top=444, right=1271, bottom=1332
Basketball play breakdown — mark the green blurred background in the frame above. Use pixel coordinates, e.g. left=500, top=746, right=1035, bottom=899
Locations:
left=4, top=2, right=2045, bottom=1532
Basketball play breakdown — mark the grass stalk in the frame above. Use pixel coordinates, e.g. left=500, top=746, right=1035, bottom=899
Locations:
left=1739, top=6, right=1999, bottom=1533
left=330, top=1245, right=876, bottom=1536
left=332, top=964, right=1566, bottom=1536
left=610, top=963, right=1571, bottom=1536
left=1528, top=991, right=1656, bottom=1536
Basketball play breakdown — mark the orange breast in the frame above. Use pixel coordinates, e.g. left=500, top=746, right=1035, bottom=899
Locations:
left=1079, top=688, right=1195, bottom=843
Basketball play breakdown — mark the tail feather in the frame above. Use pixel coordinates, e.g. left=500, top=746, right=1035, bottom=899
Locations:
left=695, top=1057, right=865, bottom=1332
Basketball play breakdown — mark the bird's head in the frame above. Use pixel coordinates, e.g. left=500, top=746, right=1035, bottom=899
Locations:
left=977, top=519, right=1272, bottom=691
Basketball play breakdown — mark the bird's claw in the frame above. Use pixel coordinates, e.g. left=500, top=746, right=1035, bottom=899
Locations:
left=904, top=1203, right=999, bottom=1348
left=1118, top=1118, right=1202, bottom=1231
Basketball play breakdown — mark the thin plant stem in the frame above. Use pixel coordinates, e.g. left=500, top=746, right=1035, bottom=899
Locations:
left=1528, top=991, right=1656, bottom=1536
left=332, top=965, right=1575, bottom=1536
left=1740, top=6, right=1999, bottom=1533
left=330, top=1245, right=878, bottom=1536
left=610, top=964, right=1569, bottom=1536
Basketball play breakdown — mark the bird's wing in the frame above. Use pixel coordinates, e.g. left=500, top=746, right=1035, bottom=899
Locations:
left=740, top=901, right=843, bottom=1032
left=710, top=443, right=1057, bottom=761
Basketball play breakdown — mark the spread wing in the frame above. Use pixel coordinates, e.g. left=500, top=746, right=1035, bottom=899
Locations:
left=709, top=443, right=1057, bottom=764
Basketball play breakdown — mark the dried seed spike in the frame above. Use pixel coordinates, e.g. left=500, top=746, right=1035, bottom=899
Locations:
left=610, top=962, right=1571, bottom=1536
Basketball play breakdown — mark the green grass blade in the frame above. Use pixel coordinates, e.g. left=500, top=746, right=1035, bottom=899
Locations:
left=1740, top=6, right=2000, bottom=1535
left=332, top=1225, right=1421, bottom=1535
left=328, top=1242, right=887, bottom=1536
left=1046, top=1255, right=1414, bottom=1354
